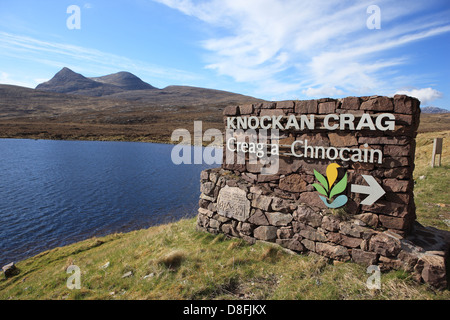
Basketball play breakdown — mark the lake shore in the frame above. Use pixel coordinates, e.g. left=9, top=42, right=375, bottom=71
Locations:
left=0, top=120, right=174, bottom=144
left=0, top=113, right=449, bottom=144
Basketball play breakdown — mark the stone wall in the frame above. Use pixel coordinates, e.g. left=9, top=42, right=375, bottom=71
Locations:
left=197, top=168, right=449, bottom=290
left=222, top=95, right=420, bottom=236
left=196, top=95, right=450, bottom=289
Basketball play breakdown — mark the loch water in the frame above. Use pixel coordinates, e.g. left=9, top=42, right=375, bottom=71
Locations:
left=0, top=139, right=220, bottom=266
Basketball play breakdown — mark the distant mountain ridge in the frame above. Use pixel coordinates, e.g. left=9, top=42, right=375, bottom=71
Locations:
left=0, top=67, right=262, bottom=121
left=421, top=106, right=449, bottom=114
left=35, top=68, right=261, bottom=106
left=36, top=67, right=156, bottom=97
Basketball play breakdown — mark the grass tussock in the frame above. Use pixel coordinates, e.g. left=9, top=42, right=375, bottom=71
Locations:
left=0, top=131, right=449, bottom=300
left=158, top=250, right=186, bottom=270
left=260, top=246, right=282, bottom=262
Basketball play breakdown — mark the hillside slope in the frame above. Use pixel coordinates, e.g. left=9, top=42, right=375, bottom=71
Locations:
left=89, top=71, right=156, bottom=91
left=0, top=84, right=149, bottom=119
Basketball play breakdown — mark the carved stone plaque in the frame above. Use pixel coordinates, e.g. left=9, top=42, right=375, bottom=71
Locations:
left=217, top=186, right=250, bottom=222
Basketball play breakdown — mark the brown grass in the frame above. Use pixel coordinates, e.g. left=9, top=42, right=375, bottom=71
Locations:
left=158, top=250, right=187, bottom=269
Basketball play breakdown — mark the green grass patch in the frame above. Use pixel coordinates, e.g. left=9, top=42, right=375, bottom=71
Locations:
left=1, top=216, right=449, bottom=300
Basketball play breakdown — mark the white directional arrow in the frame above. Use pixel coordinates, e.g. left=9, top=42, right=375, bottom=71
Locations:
left=351, top=175, right=385, bottom=206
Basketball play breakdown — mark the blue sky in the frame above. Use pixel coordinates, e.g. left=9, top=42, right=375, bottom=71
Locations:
left=0, top=0, right=449, bottom=109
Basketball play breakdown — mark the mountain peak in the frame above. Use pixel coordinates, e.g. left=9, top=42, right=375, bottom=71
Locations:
left=59, top=67, right=75, bottom=73
left=90, top=71, right=156, bottom=91
left=52, top=67, right=86, bottom=81
left=36, top=67, right=103, bottom=94
left=421, top=106, right=449, bottom=114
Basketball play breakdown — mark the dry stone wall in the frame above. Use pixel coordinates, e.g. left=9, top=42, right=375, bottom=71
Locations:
left=222, top=95, right=420, bottom=235
left=197, top=95, right=450, bottom=289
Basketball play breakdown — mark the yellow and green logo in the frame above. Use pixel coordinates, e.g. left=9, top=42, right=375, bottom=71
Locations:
left=313, top=163, right=348, bottom=208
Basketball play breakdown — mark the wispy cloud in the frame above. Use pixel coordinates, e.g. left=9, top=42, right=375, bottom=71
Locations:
left=303, top=86, right=345, bottom=98
left=0, top=71, right=37, bottom=88
left=0, top=31, right=200, bottom=87
left=395, top=87, right=443, bottom=105
left=155, top=0, right=450, bottom=99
